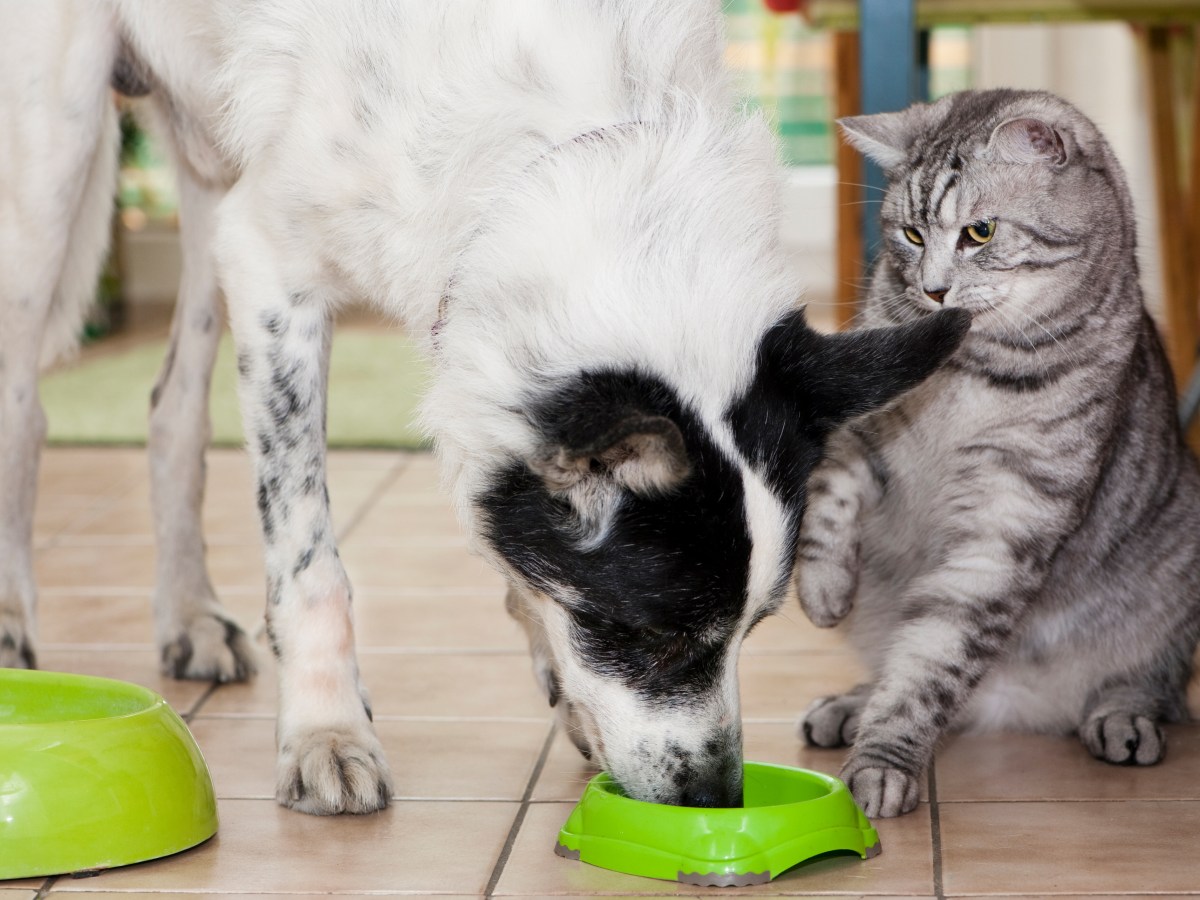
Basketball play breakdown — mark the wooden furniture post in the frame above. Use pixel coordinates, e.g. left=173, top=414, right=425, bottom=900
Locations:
left=833, top=30, right=863, bottom=331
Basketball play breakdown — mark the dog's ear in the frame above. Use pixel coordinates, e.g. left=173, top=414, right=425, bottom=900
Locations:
left=531, top=412, right=690, bottom=497
left=763, top=307, right=971, bottom=430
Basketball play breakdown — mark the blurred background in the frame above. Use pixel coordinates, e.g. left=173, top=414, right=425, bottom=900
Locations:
left=65, top=2, right=1194, bottom=448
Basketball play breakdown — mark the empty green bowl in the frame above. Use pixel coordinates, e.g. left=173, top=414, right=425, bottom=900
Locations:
left=555, top=761, right=880, bottom=886
left=0, top=669, right=218, bottom=879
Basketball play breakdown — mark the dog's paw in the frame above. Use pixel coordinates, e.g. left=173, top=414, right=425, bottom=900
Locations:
left=801, top=694, right=863, bottom=748
left=0, top=613, right=36, bottom=669
left=843, top=762, right=919, bottom=818
left=160, top=612, right=257, bottom=683
left=1081, top=712, right=1165, bottom=766
left=794, top=559, right=856, bottom=628
left=276, top=727, right=394, bottom=815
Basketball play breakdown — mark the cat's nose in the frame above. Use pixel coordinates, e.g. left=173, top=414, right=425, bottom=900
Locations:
left=924, top=287, right=949, bottom=304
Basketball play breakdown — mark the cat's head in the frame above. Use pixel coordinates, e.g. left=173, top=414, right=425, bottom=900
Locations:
left=839, top=89, right=1134, bottom=331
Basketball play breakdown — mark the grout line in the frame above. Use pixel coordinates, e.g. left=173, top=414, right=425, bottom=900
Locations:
left=484, top=719, right=558, bottom=899
left=31, top=875, right=58, bottom=900
left=335, top=455, right=414, bottom=544
left=928, top=758, right=945, bottom=900
left=182, top=681, right=222, bottom=722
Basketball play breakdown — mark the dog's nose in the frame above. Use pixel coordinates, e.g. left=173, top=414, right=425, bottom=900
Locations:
left=680, top=782, right=742, bottom=808
left=924, top=287, right=949, bottom=303
left=679, top=752, right=744, bottom=808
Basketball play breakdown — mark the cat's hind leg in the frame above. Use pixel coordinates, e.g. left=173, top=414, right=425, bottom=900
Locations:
left=801, top=682, right=872, bottom=748
left=1079, top=682, right=1174, bottom=766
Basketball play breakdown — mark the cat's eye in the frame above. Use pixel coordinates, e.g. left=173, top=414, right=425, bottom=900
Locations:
left=965, top=218, right=997, bottom=245
left=903, top=226, right=924, bottom=246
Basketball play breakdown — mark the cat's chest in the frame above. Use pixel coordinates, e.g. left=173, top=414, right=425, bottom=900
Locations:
left=878, top=368, right=1020, bottom=461
left=868, top=369, right=1050, bottom=517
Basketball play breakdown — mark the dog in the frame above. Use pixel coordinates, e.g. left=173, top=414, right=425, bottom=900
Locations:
left=0, top=0, right=969, bottom=813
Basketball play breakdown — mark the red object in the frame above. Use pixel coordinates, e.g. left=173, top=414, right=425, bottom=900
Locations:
left=762, top=0, right=801, bottom=12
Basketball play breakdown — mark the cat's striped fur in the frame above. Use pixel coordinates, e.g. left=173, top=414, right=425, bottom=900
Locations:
left=795, top=89, right=1200, bottom=818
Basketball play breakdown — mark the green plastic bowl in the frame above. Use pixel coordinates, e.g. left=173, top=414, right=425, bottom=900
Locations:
left=555, top=761, right=880, bottom=886
left=0, top=669, right=218, bottom=879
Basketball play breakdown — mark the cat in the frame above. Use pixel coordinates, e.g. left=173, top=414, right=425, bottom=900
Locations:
left=794, top=88, right=1200, bottom=818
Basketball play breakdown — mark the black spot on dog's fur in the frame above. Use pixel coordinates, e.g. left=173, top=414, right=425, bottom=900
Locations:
left=478, top=369, right=752, bottom=705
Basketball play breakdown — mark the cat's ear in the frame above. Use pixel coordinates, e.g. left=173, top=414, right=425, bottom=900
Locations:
left=838, top=107, right=930, bottom=171
left=760, top=308, right=972, bottom=430
left=987, top=117, right=1068, bottom=166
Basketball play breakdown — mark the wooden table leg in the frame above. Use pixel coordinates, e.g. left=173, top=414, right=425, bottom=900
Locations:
left=1143, top=25, right=1199, bottom=392
left=833, top=29, right=862, bottom=331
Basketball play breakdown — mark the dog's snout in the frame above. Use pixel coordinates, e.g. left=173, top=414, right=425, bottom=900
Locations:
left=680, top=745, right=744, bottom=808
left=680, top=780, right=742, bottom=809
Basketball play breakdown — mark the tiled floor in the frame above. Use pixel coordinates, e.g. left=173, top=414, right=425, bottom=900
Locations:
left=7, top=446, right=1200, bottom=898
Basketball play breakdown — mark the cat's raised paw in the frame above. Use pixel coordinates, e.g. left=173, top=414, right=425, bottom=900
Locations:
left=843, top=764, right=919, bottom=818
left=795, top=559, right=857, bottom=628
left=1080, top=712, right=1164, bottom=766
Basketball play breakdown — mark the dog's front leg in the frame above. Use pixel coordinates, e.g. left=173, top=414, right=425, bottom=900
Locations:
left=215, top=190, right=392, bottom=814
left=150, top=167, right=256, bottom=683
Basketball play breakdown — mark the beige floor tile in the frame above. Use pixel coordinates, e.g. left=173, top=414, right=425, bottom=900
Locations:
left=494, top=801, right=934, bottom=896
left=34, top=543, right=157, bottom=591
left=37, top=448, right=145, bottom=495
left=0, top=891, right=38, bottom=898
left=353, top=587, right=525, bottom=650
left=937, top=725, right=1200, bottom=803
left=200, top=650, right=550, bottom=719
left=738, top=652, right=868, bottom=720
left=36, top=591, right=264, bottom=647
left=50, top=798, right=517, bottom=894
left=50, top=894, right=487, bottom=900
left=34, top=495, right=109, bottom=543
left=35, top=648, right=211, bottom=715
left=351, top=497, right=465, bottom=540
left=339, top=539, right=506, bottom=592
left=940, top=800, right=1200, bottom=895
left=189, top=715, right=550, bottom=800
left=386, top=454, right=444, bottom=495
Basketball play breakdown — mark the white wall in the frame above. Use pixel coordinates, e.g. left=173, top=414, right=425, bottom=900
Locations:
left=971, top=22, right=1164, bottom=318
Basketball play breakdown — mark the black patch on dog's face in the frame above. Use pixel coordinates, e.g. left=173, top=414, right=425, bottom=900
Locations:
left=478, top=370, right=752, bottom=705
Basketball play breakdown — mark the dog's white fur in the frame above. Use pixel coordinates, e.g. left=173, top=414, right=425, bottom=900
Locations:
left=1, top=0, right=809, bottom=812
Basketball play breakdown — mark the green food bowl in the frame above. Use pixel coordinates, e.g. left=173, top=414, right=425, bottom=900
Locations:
left=555, top=761, right=880, bottom=887
left=0, top=669, right=218, bottom=879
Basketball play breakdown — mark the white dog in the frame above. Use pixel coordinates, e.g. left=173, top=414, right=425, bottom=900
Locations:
left=0, top=0, right=967, bottom=814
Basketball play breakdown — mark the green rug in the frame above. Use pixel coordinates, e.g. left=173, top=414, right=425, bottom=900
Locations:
left=41, top=329, right=432, bottom=448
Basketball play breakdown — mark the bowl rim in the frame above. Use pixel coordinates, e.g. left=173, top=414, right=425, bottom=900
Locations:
left=584, top=760, right=843, bottom=814
left=0, top=669, right=165, bottom=729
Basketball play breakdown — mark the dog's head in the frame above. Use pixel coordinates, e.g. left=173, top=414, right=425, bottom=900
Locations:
left=482, top=307, right=970, bottom=807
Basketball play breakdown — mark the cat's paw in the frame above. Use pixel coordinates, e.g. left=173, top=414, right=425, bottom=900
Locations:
left=1080, top=712, right=1165, bottom=766
left=794, top=558, right=857, bottom=628
left=801, top=693, right=864, bottom=748
left=843, top=762, right=920, bottom=818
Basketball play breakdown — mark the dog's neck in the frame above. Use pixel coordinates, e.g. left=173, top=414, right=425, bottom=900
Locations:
left=431, top=120, right=646, bottom=350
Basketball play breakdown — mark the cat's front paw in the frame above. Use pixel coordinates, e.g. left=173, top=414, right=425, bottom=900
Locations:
left=1080, top=712, right=1165, bottom=766
left=801, top=692, right=865, bottom=748
left=843, top=761, right=920, bottom=818
left=795, top=558, right=857, bottom=628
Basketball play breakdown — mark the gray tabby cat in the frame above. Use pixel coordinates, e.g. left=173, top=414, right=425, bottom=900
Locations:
left=795, top=89, right=1200, bottom=818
